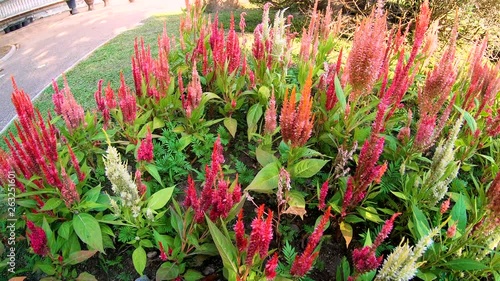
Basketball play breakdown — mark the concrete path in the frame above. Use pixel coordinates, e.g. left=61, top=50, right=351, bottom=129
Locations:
left=0, top=0, right=184, bottom=132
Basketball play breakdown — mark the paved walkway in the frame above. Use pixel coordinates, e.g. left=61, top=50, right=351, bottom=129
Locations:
left=0, top=0, right=184, bottom=131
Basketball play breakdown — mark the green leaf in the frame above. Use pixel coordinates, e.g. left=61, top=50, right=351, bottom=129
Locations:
left=444, top=259, right=488, bottom=271
left=40, top=198, right=63, bottom=211
left=289, top=159, right=328, bottom=178
left=412, top=204, right=430, bottom=239
left=76, top=272, right=98, bottom=281
left=247, top=104, right=263, bottom=141
left=65, top=250, right=97, bottom=265
left=454, top=105, right=477, bottom=132
left=206, top=218, right=238, bottom=274
left=148, top=187, right=175, bottom=210
left=132, top=246, right=147, bottom=275
left=183, top=269, right=204, bottom=281
left=145, top=164, right=164, bottom=187
left=82, top=186, right=102, bottom=203
left=416, top=271, right=437, bottom=281
left=58, top=221, right=72, bottom=240
left=336, top=256, right=351, bottom=281
left=391, top=191, right=408, bottom=201
left=153, top=230, right=174, bottom=248
left=224, top=117, right=237, bottom=138
left=36, top=262, right=56, bottom=276
left=153, top=117, right=165, bottom=130
left=450, top=194, right=467, bottom=236
left=255, top=146, right=278, bottom=167
left=73, top=213, right=104, bottom=253
left=357, top=207, right=383, bottom=223
left=156, top=262, right=180, bottom=280
left=170, top=207, right=184, bottom=235
left=334, top=75, right=346, bottom=111
left=245, top=161, right=280, bottom=193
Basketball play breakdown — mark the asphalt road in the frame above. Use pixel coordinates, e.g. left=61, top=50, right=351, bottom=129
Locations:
left=0, top=0, right=184, bottom=132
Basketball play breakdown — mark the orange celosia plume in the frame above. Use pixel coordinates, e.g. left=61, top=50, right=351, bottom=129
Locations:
left=280, top=67, right=315, bottom=147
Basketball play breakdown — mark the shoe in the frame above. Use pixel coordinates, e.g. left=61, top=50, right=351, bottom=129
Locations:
left=70, top=8, right=79, bottom=15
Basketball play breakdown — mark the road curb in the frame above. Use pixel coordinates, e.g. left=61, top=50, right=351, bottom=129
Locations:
left=0, top=44, right=16, bottom=63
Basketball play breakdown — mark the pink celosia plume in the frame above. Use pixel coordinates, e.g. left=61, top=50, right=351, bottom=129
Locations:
left=290, top=207, right=331, bottom=277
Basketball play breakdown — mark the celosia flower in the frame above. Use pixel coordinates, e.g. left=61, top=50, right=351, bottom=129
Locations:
left=422, top=119, right=462, bottom=205
left=234, top=209, right=248, bottom=252
left=486, top=171, right=500, bottom=218
left=352, top=246, right=382, bottom=274
left=181, top=64, right=203, bottom=118
left=447, top=223, right=457, bottom=238
left=264, top=93, right=277, bottom=135
left=280, top=67, right=315, bottom=147
left=440, top=197, right=451, bottom=214
left=414, top=23, right=458, bottom=151
left=277, top=168, right=290, bottom=208
left=137, top=127, right=154, bottom=163
left=159, top=242, right=168, bottom=261
left=7, top=80, right=59, bottom=193
left=246, top=205, right=273, bottom=266
left=290, top=207, right=330, bottom=277
left=226, top=13, right=241, bottom=73
left=27, top=221, right=48, bottom=256
left=60, top=166, right=80, bottom=207
left=67, top=144, right=85, bottom=182
left=184, top=175, right=199, bottom=209
left=52, top=76, right=85, bottom=132
left=375, top=228, right=439, bottom=281
left=187, top=137, right=239, bottom=223
left=342, top=9, right=387, bottom=100
left=103, top=144, right=140, bottom=208
left=135, top=170, right=147, bottom=197
left=318, top=180, right=329, bottom=210
left=265, top=253, right=279, bottom=280
left=118, top=72, right=137, bottom=125
left=239, top=12, right=246, bottom=33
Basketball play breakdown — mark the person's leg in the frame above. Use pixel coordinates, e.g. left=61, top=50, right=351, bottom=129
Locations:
left=66, top=0, right=78, bottom=14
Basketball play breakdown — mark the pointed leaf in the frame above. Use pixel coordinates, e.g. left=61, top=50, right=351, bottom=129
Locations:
left=334, top=75, right=346, bottom=111
left=245, top=161, right=280, bottom=193
left=132, top=246, right=147, bottom=275
left=444, top=259, right=488, bottom=270
left=247, top=104, right=263, bottom=141
left=290, top=159, right=328, bottom=178
left=256, top=147, right=278, bottom=167
left=65, top=250, right=97, bottom=265
left=145, top=164, right=164, bottom=187
left=183, top=269, right=204, bottom=281
left=206, top=218, right=238, bottom=274
left=156, top=262, right=180, bottom=280
left=40, top=198, right=63, bottom=211
left=73, top=213, right=104, bottom=253
left=148, top=187, right=175, bottom=210
left=224, top=117, right=238, bottom=138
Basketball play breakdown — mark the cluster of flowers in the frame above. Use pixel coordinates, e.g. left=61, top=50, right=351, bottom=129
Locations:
left=184, top=137, right=242, bottom=223
left=0, top=79, right=82, bottom=207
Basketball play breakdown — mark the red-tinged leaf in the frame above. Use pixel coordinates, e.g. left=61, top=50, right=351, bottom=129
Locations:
left=65, top=250, right=98, bottom=265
